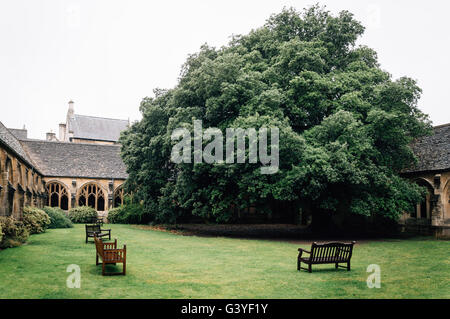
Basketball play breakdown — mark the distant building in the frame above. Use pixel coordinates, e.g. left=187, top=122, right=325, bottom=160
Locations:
left=0, top=101, right=128, bottom=219
left=57, top=100, right=129, bottom=145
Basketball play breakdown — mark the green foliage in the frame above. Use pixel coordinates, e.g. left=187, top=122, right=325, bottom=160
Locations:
left=22, top=206, right=51, bottom=234
left=0, top=216, right=30, bottom=248
left=120, top=6, right=431, bottom=227
left=68, top=206, right=97, bottom=223
left=0, top=223, right=3, bottom=243
left=42, top=206, right=73, bottom=229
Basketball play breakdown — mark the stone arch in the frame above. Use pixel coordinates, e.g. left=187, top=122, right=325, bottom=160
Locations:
left=113, top=184, right=124, bottom=208
left=412, top=178, right=434, bottom=219
left=443, top=178, right=450, bottom=220
left=46, top=181, right=70, bottom=210
left=77, top=182, right=106, bottom=211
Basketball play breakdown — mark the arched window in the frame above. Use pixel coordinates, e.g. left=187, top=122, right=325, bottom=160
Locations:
left=6, top=158, right=13, bottom=184
left=413, top=179, right=433, bottom=219
left=78, top=183, right=105, bottom=211
left=113, top=185, right=124, bottom=207
left=5, top=158, right=14, bottom=215
left=46, top=182, right=69, bottom=210
left=25, top=168, right=29, bottom=187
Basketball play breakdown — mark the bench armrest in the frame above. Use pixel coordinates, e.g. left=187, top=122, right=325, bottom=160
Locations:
left=298, top=248, right=311, bottom=254
left=103, top=246, right=126, bottom=261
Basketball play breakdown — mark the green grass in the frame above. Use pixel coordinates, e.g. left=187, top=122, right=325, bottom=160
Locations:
left=0, top=224, right=448, bottom=298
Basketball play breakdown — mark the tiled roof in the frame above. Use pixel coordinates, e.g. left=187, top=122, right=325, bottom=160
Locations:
left=20, top=139, right=128, bottom=179
left=404, top=123, right=450, bottom=173
left=0, top=121, right=38, bottom=171
left=68, top=114, right=128, bottom=142
left=8, top=128, right=28, bottom=140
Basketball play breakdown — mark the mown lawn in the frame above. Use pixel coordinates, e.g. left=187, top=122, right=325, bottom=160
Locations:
left=0, top=224, right=448, bottom=298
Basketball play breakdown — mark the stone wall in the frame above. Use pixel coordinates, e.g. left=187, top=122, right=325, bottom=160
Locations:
left=71, top=138, right=117, bottom=145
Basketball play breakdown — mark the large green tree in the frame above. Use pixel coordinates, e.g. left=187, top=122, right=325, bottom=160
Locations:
left=120, top=6, right=431, bottom=230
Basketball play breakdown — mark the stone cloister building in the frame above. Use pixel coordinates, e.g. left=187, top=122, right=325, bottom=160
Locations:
left=0, top=101, right=128, bottom=219
left=401, top=123, right=450, bottom=238
left=0, top=122, right=46, bottom=218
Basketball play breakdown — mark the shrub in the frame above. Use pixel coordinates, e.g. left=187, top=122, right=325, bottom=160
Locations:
left=107, top=206, right=125, bottom=224
left=0, top=224, right=3, bottom=243
left=0, top=216, right=30, bottom=248
left=68, top=206, right=97, bottom=223
left=107, top=202, right=148, bottom=224
left=42, top=206, right=73, bottom=229
left=23, top=206, right=51, bottom=234
left=122, top=203, right=148, bottom=224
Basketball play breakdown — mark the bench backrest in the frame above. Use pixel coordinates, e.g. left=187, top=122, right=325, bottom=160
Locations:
left=310, top=242, right=355, bottom=262
left=94, top=236, right=104, bottom=255
left=86, top=224, right=101, bottom=233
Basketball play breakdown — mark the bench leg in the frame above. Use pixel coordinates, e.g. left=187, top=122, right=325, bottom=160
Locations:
left=96, top=254, right=99, bottom=266
left=347, top=261, right=351, bottom=271
left=102, top=263, right=106, bottom=276
left=86, top=236, right=88, bottom=243
left=123, top=262, right=126, bottom=275
left=308, top=264, right=312, bottom=273
left=297, top=258, right=301, bottom=271
left=335, top=263, right=338, bottom=269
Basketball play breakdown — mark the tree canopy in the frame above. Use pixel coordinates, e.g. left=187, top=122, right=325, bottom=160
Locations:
left=120, top=6, right=431, bottom=229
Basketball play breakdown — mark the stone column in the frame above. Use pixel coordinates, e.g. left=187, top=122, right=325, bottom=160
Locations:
left=432, top=174, right=443, bottom=226
left=71, top=193, right=76, bottom=210
left=0, top=172, right=6, bottom=217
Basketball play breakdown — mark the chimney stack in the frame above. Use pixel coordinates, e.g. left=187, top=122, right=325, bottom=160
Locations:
left=59, top=123, right=66, bottom=141
left=68, top=100, right=74, bottom=117
left=46, top=130, right=57, bottom=141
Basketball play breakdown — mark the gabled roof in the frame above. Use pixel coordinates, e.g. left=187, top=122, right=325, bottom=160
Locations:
left=20, top=139, right=128, bottom=179
left=0, top=121, right=39, bottom=172
left=404, top=123, right=450, bottom=173
left=68, top=114, right=128, bottom=142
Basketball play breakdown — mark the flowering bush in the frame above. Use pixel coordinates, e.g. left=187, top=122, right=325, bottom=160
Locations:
left=23, top=206, right=51, bottom=234
left=0, top=216, right=30, bottom=248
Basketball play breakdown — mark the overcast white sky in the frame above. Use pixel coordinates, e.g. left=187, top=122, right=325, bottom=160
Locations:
left=1, top=0, right=449, bottom=139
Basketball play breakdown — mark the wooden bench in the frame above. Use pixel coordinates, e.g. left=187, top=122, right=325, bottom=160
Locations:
left=94, top=236, right=126, bottom=276
left=85, top=224, right=111, bottom=243
left=297, top=241, right=356, bottom=273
